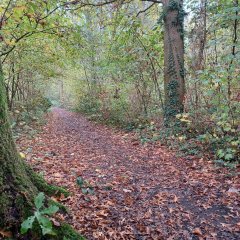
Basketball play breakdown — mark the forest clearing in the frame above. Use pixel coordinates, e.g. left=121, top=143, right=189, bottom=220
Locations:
left=0, top=0, right=239, bottom=239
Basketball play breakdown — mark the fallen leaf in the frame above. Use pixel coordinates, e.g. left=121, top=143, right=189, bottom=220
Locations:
left=192, top=228, right=202, bottom=236
left=228, top=188, right=239, bottom=194
left=123, top=188, right=132, bottom=193
left=173, top=195, right=179, bottom=203
left=19, top=152, right=26, bottom=159
left=0, top=229, right=12, bottom=238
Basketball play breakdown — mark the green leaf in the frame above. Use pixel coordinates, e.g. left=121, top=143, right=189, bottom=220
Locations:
left=224, top=153, right=233, bottom=161
left=88, top=187, right=95, bottom=195
left=41, top=225, right=56, bottom=236
left=81, top=188, right=88, bottom=194
left=81, top=187, right=94, bottom=195
left=28, top=2, right=38, bottom=11
left=20, top=216, right=35, bottom=234
left=76, top=177, right=85, bottom=187
left=36, top=213, right=56, bottom=235
left=36, top=214, right=52, bottom=229
left=34, top=192, right=45, bottom=210
left=41, top=205, right=59, bottom=215
left=217, top=149, right=225, bottom=158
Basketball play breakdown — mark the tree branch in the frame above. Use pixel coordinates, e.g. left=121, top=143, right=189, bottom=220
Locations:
left=141, top=0, right=163, bottom=3
left=136, top=3, right=156, bottom=17
left=0, top=0, right=13, bottom=28
left=64, top=0, right=119, bottom=8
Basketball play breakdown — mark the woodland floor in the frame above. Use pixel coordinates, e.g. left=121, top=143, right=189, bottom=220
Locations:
left=17, top=108, right=240, bottom=240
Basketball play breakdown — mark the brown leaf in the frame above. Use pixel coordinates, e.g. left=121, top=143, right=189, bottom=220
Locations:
left=123, top=188, right=132, bottom=193
left=192, top=228, right=203, bottom=236
left=0, top=229, right=12, bottom=238
left=173, top=195, right=179, bottom=203
left=97, top=210, right=108, bottom=217
left=169, top=207, right=174, bottom=213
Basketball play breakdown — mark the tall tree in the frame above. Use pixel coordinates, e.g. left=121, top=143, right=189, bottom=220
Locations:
left=0, top=1, right=82, bottom=237
left=161, top=0, right=185, bottom=121
left=0, top=60, right=37, bottom=230
left=67, top=0, right=186, bottom=121
left=134, top=0, right=185, bottom=121
left=113, top=0, right=186, bottom=120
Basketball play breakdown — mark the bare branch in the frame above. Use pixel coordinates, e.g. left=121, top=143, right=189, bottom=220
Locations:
left=141, top=0, right=163, bottom=3
left=64, top=0, right=118, bottom=7
left=0, top=0, right=13, bottom=28
left=136, top=3, right=156, bottom=17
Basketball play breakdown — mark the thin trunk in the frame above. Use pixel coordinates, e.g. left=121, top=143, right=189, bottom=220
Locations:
left=227, top=0, right=238, bottom=101
left=197, top=0, right=207, bottom=69
left=83, top=65, right=91, bottom=93
left=136, top=35, right=164, bottom=111
left=9, top=61, right=15, bottom=110
left=214, top=30, right=218, bottom=64
left=193, top=0, right=207, bottom=110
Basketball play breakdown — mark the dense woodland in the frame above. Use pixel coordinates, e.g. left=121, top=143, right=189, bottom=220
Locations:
left=0, top=0, right=239, bottom=239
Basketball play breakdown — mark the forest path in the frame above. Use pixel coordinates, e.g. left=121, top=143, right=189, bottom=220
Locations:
left=18, top=108, right=240, bottom=239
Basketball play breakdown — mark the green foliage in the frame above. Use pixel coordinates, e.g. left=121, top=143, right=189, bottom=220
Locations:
left=197, top=114, right=239, bottom=163
left=1, top=0, right=239, bottom=172
left=70, top=0, right=239, bottom=167
left=77, top=95, right=101, bottom=115
left=21, top=192, right=59, bottom=236
left=165, top=80, right=182, bottom=122
left=56, top=223, right=86, bottom=240
left=76, top=177, right=95, bottom=195
left=158, top=0, right=186, bottom=37
left=26, top=96, right=52, bottom=112
left=137, top=107, right=239, bottom=166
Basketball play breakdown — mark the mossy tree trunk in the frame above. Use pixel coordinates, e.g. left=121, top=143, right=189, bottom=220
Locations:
left=0, top=61, right=71, bottom=238
left=0, top=61, right=38, bottom=230
left=162, top=0, right=185, bottom=122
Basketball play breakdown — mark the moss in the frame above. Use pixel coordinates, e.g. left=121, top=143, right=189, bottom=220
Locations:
left=0, top=191, right=34, bottom=235
left=0, top=193, right=9, bottom=227
left=12, top=223, right=84, bottom=240
left=0, top=61, right=7, bottom=120
left=25, top=164, right=69, bottom=197
left=1, top=60, right=39, bottom=230
left=48, top=199, right=69, bottom=213
left=54, top=223, right=86, bottom=240
left=15, top=194, right=33, bottom=217
left=0, top=63, right=79, bottom=239
left=24, top=224, right=86, bottom=240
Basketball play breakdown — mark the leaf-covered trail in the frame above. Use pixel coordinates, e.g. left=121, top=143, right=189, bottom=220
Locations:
left=17, top=108, right=240, bottom=239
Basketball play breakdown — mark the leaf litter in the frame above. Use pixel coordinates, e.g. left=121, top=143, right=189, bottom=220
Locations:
left=17, top=108, right=240, bottom=239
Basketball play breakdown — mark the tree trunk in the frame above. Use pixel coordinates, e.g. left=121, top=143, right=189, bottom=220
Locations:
left=163, top=0, right=185, bottom=122
left=0, top=62, right=70, bottom=238
left=0, top=61, right=37, bottom=230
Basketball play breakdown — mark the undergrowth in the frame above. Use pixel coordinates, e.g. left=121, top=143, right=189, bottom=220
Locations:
left=135, top=111, right=239, bottom=168
left=10, top=96, right=52, bottom=139
left=77, top=96, right=239, bottom=168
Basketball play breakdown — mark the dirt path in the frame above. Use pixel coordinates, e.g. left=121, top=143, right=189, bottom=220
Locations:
left=17, top=108, right=240, bottom=239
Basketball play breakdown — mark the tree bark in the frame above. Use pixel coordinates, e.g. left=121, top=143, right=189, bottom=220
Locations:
left=0, top=61, right=69, bottom=238
left=0, top=60, right=37, bottom=230
left=163, top=0, right=185, bottom=122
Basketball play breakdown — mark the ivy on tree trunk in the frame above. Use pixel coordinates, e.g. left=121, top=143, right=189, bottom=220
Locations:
left=162, top=0, right=185, bottom=123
